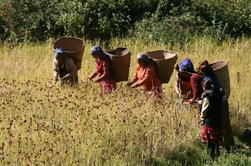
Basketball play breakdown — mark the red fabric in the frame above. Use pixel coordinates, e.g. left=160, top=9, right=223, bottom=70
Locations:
left=95, top=59, right=116, bottom=94
left=134, top=64, right=162, bottom=98
left=145, top=86, right=163, bottom=98
left=95, top=59, right=108, bottom=77
left=176, top=73, right=193, bottom=100
left=201, top=126, right=222, bottom=143
left=100, top=80, right=116, bottom=94
left=135, top=64, right=162, bottom=91
left=190, top=73, right=203, bottom=100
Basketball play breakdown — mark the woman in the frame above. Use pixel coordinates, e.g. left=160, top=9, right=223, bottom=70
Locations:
left=175, top=58, right=203, bottom=103
left=88, top=46, right=116, bottom=94
left=127, top=53, right=162, bottom=98
left=53, top=48, right=78, bottom=85
left=198, top=60, right=234, bottom=150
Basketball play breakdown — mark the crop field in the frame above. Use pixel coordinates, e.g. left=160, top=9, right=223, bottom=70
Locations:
left=0, top=38, right=250, bottom=165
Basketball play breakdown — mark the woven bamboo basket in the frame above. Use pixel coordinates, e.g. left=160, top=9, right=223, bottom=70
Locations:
left=211, top=60, right=230, bottom=98
left=146, top=50, right=178, bottom=83
left=108, top=48, right=131, bottom=82
left=53, top=37, right=85, bottom=70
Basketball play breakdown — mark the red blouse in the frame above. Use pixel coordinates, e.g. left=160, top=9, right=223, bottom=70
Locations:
left=132, top=64, right=161, bottom=91
left=95, top=58, right=114, bottom=80
left=190, top=73, right=203, bottom=101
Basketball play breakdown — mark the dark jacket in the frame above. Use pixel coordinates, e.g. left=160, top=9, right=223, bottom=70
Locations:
left=200, top=90, right=222, bottom=128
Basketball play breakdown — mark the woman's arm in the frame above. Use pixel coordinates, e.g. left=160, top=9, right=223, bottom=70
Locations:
left=131, top=67, right=151, bottom=88
left=53, top=59, right=59, bottom=82
left=62, top=59, right=77, bottom=81
left=88, top=71, right=98, bottom=80
left=127, top=70, right=138, bottom=86
left=94, top=61, right=109, bottom=82
left=200, top=97, right=209, bottom=123
left=175, top=73, right=182, bottom=96
left=190, top=74, right=203, bottom=101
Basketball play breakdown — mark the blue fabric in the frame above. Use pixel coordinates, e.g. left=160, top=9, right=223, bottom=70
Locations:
left=203, top=76, right=221, bottom=90
left=90, top=46, right=103, bottom=55
left=179, top=58, right=195, bottom=73
left=54, top=48, right=63, bottom=54
left=54, top=48, right=64, bottom=59
left=204, top=75, right=226, bottom=100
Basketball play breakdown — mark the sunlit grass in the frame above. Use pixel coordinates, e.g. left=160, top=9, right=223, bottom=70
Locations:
left=0, top=37, right=250, bottom=165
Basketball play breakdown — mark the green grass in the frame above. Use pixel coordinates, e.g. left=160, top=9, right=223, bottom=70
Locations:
left=0, top=37, right=250, bottom=165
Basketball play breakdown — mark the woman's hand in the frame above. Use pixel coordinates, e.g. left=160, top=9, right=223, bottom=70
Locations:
left=87, top=76, right=93, bottom=81
left=131, top=83, right=139, bottom=88
left=94, top=79, right=99, bottom=83
left=188, top=98, right=194, bottom=103
left=127, top=81, right=133, bottom=86
left=197, top=100, right=202, bottom=105
left=88, top=72, right=98, bottom=81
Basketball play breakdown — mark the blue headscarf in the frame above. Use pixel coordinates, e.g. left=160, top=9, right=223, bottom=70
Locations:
left=54, top=48, right=64, bottom=59
left=90, top=45, right=112, bottom=61
left=179, top=58, right=195, bottom=73
left=203, top=77, right=214, bottom=90
left=90, top=46, right=103, bottom=55
left=203, top=76, right=221, bottom=91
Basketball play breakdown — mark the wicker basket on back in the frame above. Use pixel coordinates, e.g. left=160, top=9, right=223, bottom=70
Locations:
left=108, top=48, right=131, bottom=82
left=210, top=60, right=230, bottom=98
left=146, top=50, right=178, bottom=83
left=53, top=37, right=85, bottom=70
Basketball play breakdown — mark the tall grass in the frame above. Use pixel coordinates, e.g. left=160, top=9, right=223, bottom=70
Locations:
left=0, top=37, right=250, bottom=165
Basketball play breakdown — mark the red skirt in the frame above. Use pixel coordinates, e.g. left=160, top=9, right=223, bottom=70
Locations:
left=145, top=86, right=163, bottom=99
left=201, top=126, right=222, bottom=143
left=100, top=80, right=116, bottom=94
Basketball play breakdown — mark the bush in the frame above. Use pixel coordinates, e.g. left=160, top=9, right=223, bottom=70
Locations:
left=0, top=0, right=250, bottom=43
left=133, top=0, right=251, bottom=43
left=0, top=0, right=159, bottom=42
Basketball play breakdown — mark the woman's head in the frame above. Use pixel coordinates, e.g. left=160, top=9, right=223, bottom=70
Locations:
left=54, top=48, right=65, bottom=63
left=137, top=53, right=160, bottom=78
left=203, top=77, right=214, bottom=90
left=137, top=53, right=152, bottom=67
left=90, top=46, right=103, bottom=59
left=198, top=60, right=214, bottom=76
left=178, top=58, right=195, bottom=73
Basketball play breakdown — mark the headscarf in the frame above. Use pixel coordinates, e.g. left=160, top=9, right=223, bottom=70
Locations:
left=54, top=48, right=65, bottom=59
left=137, top=53, right=153, bottom=63
left=203, top=76, right=222, bottom=91
left=90, top=45, right=111, bottom=61
left=90, top=46, right=103, bottom=55
left=178, top=58, right=195, bottom=73
left=203, top=76, right=214, bottom=89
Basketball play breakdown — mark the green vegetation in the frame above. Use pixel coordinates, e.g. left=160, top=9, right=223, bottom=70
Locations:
left=0, top=0, right=250, bottom=43
left=0, top=38, right=250, bottom=165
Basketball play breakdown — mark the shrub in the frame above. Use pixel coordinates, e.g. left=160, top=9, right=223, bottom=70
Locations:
left=0, top=0, right=250, bottom=43
left=133, top=0, right=251, bottom=43
left=0, top=0, right=159, bottom=42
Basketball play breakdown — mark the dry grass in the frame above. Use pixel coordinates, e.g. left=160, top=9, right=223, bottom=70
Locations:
left=0, top=38, right=250, bottom=165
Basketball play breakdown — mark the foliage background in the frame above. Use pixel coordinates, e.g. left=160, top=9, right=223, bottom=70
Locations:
left=0, top=0, right=250, bottom=43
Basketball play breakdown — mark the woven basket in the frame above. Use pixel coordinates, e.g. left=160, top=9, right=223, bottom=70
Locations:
left=53, top=37, right=85, bottom=70
left=146, top=50, right=178, bottom=83
left=108, top=48, right=131, bottom=82
left=210, top=60, right=230, bottom=98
